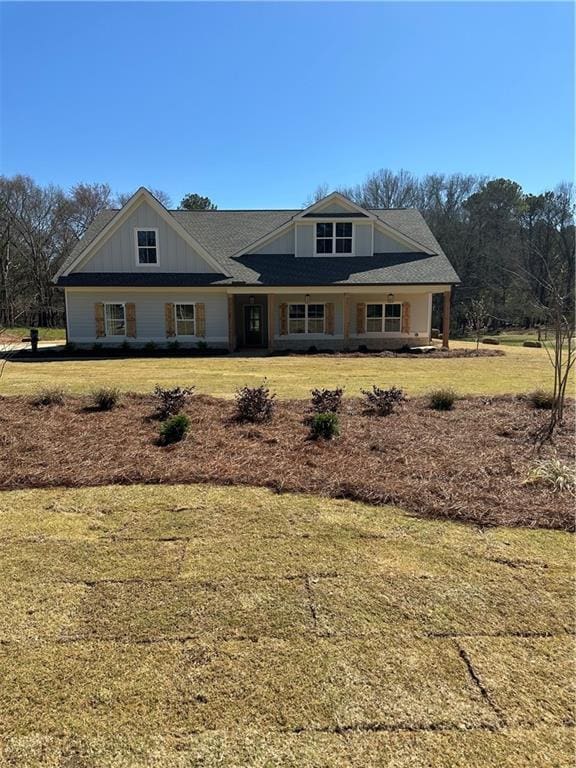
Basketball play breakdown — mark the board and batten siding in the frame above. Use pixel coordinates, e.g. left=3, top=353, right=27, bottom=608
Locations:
left=66, top=289, right=229, bottom=345
left=77, top=201, right=218, bottom=274
left=373, top=227, right=412, bottom=253
left=249, top=228, right=295, bottom=255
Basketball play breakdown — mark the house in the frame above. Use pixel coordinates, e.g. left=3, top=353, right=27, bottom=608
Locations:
left=55, top=188, right=460, bottom=351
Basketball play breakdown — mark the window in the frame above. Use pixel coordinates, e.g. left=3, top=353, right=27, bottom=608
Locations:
left=104, top=303, right=126, bottom=336
left=175, top=303, right=195, bottom=335
left=288, top=303, right=325, bottom=334
left=315, top=222, right=352, bottom=255
left=366, top=303, right=402, bottom=333
left=135, top=228, right=158, bottom=265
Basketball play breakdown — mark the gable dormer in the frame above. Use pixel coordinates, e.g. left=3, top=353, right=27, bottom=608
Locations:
left=243, top=192, right=432, bottom=259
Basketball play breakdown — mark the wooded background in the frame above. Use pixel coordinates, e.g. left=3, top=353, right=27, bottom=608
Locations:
left=0, top=170, right=573, bottom=332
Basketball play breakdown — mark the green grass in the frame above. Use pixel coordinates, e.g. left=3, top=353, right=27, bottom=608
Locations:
left=0, top=483, right=573, bottom=766
left=0, top=341, right=558, bottom=397
left=1, top=326, right=66, bottom=342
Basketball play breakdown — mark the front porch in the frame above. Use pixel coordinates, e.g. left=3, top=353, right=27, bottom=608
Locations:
left=227, top=287, right=452, bottom=352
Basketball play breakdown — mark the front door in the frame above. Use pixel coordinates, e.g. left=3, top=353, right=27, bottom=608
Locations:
left=244, top=304, right=263, bottom=346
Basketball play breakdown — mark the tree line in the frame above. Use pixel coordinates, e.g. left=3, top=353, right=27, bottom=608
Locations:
left=0, top=170, right=573, bottom=332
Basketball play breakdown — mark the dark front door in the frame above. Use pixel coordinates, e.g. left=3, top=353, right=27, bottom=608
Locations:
left=244, top=304, right=263, bottom=346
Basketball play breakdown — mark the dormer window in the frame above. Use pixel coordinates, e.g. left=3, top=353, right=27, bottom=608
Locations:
left=135, top=228, right=159, bottom=265
left=316, top=222, right=353, bottom=255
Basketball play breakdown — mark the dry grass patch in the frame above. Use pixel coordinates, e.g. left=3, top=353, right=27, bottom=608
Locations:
left=0, top=484, right=573, bottom=766
left=2, top=727, right=574, bottom=768
left=461, top=636, right=576, bottom=727
left=0, top=539, right=183, bottom=583
left=72, top=578, right=313, bottom=641
left=311, top=572, right=571, bottom=638
left=0, top=582, right=89, bottom=643
left=0, top=341, right=555, bottom=397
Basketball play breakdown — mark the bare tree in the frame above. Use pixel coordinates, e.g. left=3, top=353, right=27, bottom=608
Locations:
left=302, top=183, right=331, bottom=207
left=464, top=297, right=491, bottom=351
left=116, top=188, right=172, bottom=208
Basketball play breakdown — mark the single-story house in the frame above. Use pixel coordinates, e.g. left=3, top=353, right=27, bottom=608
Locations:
left=54, top=188, right=460, bottom=351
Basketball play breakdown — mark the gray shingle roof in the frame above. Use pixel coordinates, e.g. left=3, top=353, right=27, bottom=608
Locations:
left=58, top=207, right=459, bottom=287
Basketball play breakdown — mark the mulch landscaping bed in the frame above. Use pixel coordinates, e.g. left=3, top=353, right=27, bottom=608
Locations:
left=0, top=394, right=572, bottom=530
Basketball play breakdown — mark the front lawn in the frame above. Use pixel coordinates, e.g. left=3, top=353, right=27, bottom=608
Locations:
left=0, top=342, right=555, bottom=397
left=0, top=484, right=573, bottom=766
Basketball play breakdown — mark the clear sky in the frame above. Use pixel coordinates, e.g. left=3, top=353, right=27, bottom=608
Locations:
left=0, top=1, right=573, bottom=208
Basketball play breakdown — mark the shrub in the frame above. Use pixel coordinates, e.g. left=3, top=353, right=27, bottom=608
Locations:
left=481, top=337, right=500, bottom=345
left=32, top=387, right=65, bottom=407
left=120, top=340, right=131, bottom=352
left=310, top=412, right=340, bottom=440
left=91, top=343, right=102, bottom=353
left=428, top=388, right=457, bottom=411
left=310, top=387, right=344, bottom=414
left=528, top=389, right=554, bottom=410
left=153, top=385, right=195, bottom=419
left=159, top=413, right=190, bottom=445
left=144, top=341, right=158, bottom=353
left=361, top=385, right=406, bottom=416
left=90, top=387, right=120, bottom=411
left=167, top=340, right=180, bottom=352
left=307, top=345, right=319, bottom=355
left=196, top=340, right=208, bottom=351
left=523, top=340, right=542, bottom=348
left=64, top=342, right=76, bottom=352
left=524, top=460, right=575, bottom=493
left=234, top=382, right=276, bottom=423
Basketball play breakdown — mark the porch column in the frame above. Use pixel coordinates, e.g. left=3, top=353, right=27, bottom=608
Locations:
left=227, top=295, right=236, bottom=352
left=343, top=294, right=350, bottom=348
left=442, top=289, right=451, bottom=349
left=267, top=294, right=275, bottom=351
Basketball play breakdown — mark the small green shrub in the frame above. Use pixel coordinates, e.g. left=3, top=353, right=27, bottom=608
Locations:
left=91, top=387, right=120, bottom=411
left=528, top=389, right=554, bottom=410
left=362, top=385, right=406, bottom=416
left=234, top=382, right=276, bottom=423
left=310, top=412, right=340, bottom=440
left=167, top=340, right=180, bottom=352
left=32, top=387, right=66, bottom=407
left=310, top=387, right=344, bottom=413
left=523, top=340, right=542, bottom=348
left=144, top=341, right=158, bottom=353
left=524, top=460, right=575, bottom=493
left=153, top=385, right=194, bottom=419
left=120, top=340, right=131, bottom=352
left=91, top=343, right=102, bottom=353
left=428, top=388, right=457, bottom=411
left=159, top=413, right=190, bottom=445
left=196, top=340, right=208, bottom=351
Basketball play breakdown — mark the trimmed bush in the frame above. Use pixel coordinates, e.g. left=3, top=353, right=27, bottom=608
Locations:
left=523, top=340, right=542, bottom=348
left=428, top=388, right=457, bottom=411
left=144, top=341, right=158, bottom=353
left=90, top=387, right=120, bottom=411
left=234, top=382, right=276, bottom=423
left=361, top=385, right=406, bottom=416
left=154, top=385, right=195, bottom=419
left=310, top=387, right=344, bottom=414
left=310, top=412, right=340, bottom=440
left=167, top=340, right=180, bottom=352
left=196, top=340, right=208, bottom=351
left=159, top=413, right=190, bottom=445
left=32, top=387, right=65, bottom=407
left=525, top=460, right=575, bottom=493
left=481, top=338, right=500, bottom=345
left=528, top=389, right=554, bottom=410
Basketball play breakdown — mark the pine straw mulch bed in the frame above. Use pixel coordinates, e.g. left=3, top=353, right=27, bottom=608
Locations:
left=0, top=394, right=572, bottom=531
left=271, top=348, right=506, bottom=359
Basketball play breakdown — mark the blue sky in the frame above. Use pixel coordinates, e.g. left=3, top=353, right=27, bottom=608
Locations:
left=0, top=1, right=573, bottom=208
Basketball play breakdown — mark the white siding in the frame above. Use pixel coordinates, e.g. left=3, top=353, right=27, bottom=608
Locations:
left=77, top=201, right=218, bottom=274
left=373, top=226, right=412, bottom=253
left=312, top=200, right=360, bottom=215
left=295, top=224, right=314, bottom=258
left=354, top=223, right=373, bottom=257
left=66, top=289, right=229, bottom=345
